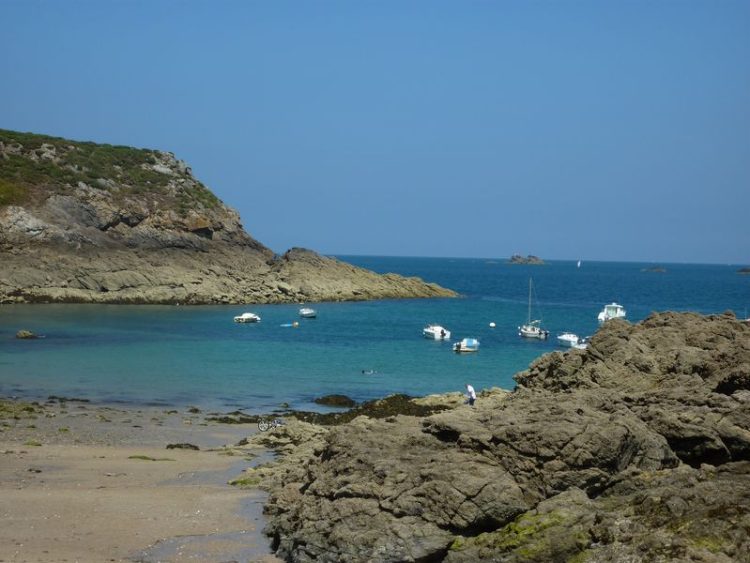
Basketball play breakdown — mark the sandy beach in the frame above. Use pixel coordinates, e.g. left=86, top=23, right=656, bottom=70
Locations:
left=0, top=397, right=280, bottom=562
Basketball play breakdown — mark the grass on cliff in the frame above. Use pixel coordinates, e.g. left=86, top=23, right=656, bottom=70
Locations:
left=0, top=177, right=27, bottom=205
left=0, top=128, right=219, bottom=213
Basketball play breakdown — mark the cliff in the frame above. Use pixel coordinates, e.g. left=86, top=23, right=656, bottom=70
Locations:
left=236, top=312, right=750, bottom=562
left=0, top=129, right=455, bottom=304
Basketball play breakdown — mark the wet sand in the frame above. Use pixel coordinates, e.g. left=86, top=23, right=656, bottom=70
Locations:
left=0, top=398, right=281, bottom=562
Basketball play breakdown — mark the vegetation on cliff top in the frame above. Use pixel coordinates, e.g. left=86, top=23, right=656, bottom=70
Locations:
left=0, top=128, right=219, bottom=214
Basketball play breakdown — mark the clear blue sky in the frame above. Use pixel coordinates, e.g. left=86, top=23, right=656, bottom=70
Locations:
left=1, top=1, right=748, bottom=264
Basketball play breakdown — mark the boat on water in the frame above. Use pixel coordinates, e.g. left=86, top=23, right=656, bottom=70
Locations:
left=453, top=338, right=480, bottom=353
left=519, top=278, right=549, bottom=340
left=299, top=307, right=317, bottom=318
left=423, top=324, right=451, bottom=340
left=557, top=332, right=580, bottom=347
left=597, top=302, right=627, bottom=323
left=234, top=312, right=261, bottom=323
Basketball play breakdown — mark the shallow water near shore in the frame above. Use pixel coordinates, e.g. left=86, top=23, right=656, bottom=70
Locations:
left=1, top=257, right=747, bottom=412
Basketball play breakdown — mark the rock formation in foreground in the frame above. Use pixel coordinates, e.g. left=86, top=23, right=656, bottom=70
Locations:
left=240, top=312, right=749, bottom=562
left=0, top=129, right=455, bottom=304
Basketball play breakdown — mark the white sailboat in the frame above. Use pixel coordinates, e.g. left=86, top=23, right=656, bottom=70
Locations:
left=518, top=278, right=549, bottom=340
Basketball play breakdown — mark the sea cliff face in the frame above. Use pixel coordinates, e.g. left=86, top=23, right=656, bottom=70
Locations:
left=243, top=312, right=750, bottom=562
left=0, top=129, right=455, bottom=304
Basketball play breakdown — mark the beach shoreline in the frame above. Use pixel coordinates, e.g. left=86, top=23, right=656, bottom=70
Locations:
left=0, top=396, right=281, bottom=562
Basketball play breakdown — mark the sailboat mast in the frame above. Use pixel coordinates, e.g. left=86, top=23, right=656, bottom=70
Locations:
left=528, top=278, right=532, bottom=324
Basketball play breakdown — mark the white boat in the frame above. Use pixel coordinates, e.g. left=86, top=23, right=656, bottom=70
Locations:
left=572, top=341, right=589, bottom=350
left=557, top=332, right=580, bottom=347
left=234, top=312, right=261, bottom=323
left=423, top=324, right=451, bottom=340
left=453, top=338, right=479, bottom=353
left=519, top=278, right=549, bottom=339
left=299, top=307, right=317, bottom=318
left=597, top=302, right=627, bottom=322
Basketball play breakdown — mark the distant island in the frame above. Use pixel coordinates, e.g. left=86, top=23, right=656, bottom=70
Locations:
left=0, top=129, right=455, bottom=304
left=642, top=266, right=667, bottom=273
left=508, top=254, right=545, bottom=265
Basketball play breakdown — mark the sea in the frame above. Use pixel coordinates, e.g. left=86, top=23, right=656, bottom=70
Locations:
left=1, top=257, right=748, bottom=413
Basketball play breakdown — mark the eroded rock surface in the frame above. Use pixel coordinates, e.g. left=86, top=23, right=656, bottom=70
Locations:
left=257, top=312, right=750, bottom=562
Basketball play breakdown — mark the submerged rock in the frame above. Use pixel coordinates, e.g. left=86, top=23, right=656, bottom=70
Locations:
left=313, top=394, right=356, bottom=408
left=15, top=329, right=37, bottom=339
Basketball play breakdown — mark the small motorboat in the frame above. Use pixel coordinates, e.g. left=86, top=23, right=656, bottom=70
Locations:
left=453, top=338, right=479, bottom=353
left=423, top=324, right=451, bottom=340
left=557, top=332, right=580, bottom=347
left=234, top=312, right=261, bottom=323
left=597, top=302, right=627, bottom=323
left=299, top=307, right=317, bottom=319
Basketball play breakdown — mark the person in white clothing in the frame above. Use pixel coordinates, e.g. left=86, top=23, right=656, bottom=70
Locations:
left=465, top=383, right=476, bottom=406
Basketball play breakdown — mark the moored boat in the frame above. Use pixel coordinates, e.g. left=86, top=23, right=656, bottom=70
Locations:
left=519, top=278, right=549, bottom=340
left=557, top=332, right=580, bottom=347
left=299, top=307, right=317, bottom=318
left=234, top=312, right=261, bottom=323
left=423, top=324, right=451, bottom=340
left=453, top=338, right=479, bottom=353
left=597, top=302, right=626, bottom=322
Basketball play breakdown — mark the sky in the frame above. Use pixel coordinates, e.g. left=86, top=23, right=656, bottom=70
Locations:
left=1, top=1, right=748, bottom=264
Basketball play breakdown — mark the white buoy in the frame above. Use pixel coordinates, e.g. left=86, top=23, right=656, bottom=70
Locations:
left=489, top=322, right=496, bottom=328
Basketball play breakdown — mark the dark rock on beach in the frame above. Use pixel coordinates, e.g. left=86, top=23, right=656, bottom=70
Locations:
left=256, top=312, right=750, bottom=562
left=205, top=412, right=260, bottom=424
left=313, top=394, right=356, bottom=408
left=289, top=393, right=451, bottom=426
left=166, top=442, right=200, bottom=451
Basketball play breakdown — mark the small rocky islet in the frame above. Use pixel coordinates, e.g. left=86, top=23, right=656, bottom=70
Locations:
left=227, top=311, right=750, bottom=562
left=0, top=128, right=455, bottom=304
left=508, top=254, right=545, bottom=265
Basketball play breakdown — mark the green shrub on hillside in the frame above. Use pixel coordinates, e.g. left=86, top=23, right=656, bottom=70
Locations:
left=0, top=177, right=28, bottom=205
left=0, top=129, right=222, bottom=215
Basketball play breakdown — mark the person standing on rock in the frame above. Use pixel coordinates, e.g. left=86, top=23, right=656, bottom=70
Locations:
left=465, top=383, right=476, bottom=406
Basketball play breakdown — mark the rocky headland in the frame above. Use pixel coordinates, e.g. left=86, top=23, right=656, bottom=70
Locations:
left=0, top=129, right=455, bottom=304
left=231, top=311, right=750, bottom=562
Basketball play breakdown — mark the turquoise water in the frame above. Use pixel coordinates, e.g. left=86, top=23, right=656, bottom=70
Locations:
left=1, top=257, right=748, bottom=412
